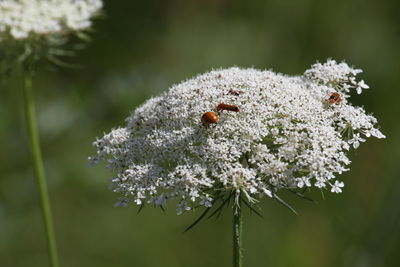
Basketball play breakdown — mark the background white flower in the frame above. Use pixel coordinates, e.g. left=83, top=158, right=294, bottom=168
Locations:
left=0, top=0, right=103, bottom=40
left=0, top=0, right=103, bottom=73
left=90, top=60, right=385, bottom=214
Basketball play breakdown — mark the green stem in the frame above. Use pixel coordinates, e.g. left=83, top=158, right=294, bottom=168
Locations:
left=23, top=72, right=60, bottom=267
left=233, top=204, right=243, bottom=267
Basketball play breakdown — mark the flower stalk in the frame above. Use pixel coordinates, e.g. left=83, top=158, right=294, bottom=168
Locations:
left=23, top=70, right=60, bottom=267
left=233, top=204, right=243, bottom=267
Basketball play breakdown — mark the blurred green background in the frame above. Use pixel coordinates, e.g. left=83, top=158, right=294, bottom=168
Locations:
left=1, top=0, right=399, bottom=266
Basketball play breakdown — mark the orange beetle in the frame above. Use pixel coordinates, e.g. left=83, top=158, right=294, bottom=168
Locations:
left=201, top=112, right=219, bottom=125
left=328, top=92, right=342, bottom=104
left=216, top=103, right=240, bottom=113
left=228, top=89, right=240, bottom=96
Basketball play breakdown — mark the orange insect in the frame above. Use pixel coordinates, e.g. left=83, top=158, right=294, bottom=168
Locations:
left=201, top=112, right=219, bottom=125
left=328, top=92, right=342, bottom=104
left=216, top=103, right=240, bottom=113
left=228, top=89, right=240, bottom=96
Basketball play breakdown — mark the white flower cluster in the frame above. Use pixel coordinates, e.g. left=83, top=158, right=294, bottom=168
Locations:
left=0, top=0, right=103, bottom=40
left=304, top=59, right=370, bottom=94
left=90, top=60, right=385, bottom=214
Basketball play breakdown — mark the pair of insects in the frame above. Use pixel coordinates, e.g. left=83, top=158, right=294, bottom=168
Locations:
left=201, top=103, right=240, bottom=125
left=201, top=89, right=241, bottom=125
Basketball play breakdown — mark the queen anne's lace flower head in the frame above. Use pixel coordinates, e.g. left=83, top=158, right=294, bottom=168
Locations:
left=0, top=0, right=103, bottom=40
left=90, top=60, right=385, bottom=214
left=0, top=0, right=103, bottom=72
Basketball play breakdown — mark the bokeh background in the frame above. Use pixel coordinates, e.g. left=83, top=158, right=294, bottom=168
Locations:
left=1, top=0, right=399, bottom=266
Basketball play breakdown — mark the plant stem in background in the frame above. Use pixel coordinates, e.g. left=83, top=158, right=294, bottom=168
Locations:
left=23, top=72, right=60, bottom=267
left=233, top=205, right=243, bottom=267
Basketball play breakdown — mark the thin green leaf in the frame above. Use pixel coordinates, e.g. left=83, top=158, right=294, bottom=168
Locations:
left=137, top=204, right=144, bottom=214
left=183, top=207, right=211, bottom=233
left=226, top=193, right=232, bottom=209
left=207, top=193, right=233, bottom=219
left=320, top=188, right=325, bottom=200
left=46, top=54, right=81, bottom=69
left=240, top=197, right=263, bottom=218
left=273, top=193, right=298, bottom=215
left=288, top=189, right=317, bottom=203
left=48, top=48, right=76, bottom=57
left=76, top=31, right=92, bottom=42
left=72, top=43, right=88, bottom=50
